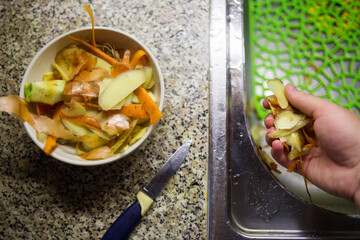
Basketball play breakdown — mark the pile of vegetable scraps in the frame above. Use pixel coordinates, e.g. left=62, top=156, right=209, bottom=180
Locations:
left=0, top=5, right=162, bottom=160
left=261, top=79, right=317, bottom=199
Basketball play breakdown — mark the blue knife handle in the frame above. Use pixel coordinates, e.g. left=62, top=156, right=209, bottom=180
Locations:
left=102, top=201, right=142, bottom=240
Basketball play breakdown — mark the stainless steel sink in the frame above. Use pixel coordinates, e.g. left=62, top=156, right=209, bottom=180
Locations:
left=208, top=0, right=360, bottom=238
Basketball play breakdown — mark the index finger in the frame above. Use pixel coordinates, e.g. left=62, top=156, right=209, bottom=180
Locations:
left=284, top=84, right=329, bottom=118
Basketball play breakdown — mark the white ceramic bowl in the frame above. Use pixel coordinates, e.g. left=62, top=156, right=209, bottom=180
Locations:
left=20, top=27, right=164, bottom=166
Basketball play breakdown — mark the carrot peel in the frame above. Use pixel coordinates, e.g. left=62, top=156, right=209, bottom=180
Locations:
left=111, top=63, right=131, bottom=78
left=119, top=104, right=149, bottom=118
left=43, top=103, right=64, bottom=155
left=44, top=135, right=57, bottom=154
left=61, top=115, right=102, bottom=129
left=287, top=160, right=300, bottom=172
left=302, top=128, right=317, bottom=146
left=282, top=142, right=290, bottom=152
left=68, top=35, right=118, bottom=65
left=134, top=86, right=162, bottom=125
left=83, top=5, right=96, bottom=48
left=130, top=50, right=148, bottom=69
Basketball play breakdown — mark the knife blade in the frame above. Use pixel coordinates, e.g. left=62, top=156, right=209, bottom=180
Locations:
left=102, top=140, right=192, bottom=240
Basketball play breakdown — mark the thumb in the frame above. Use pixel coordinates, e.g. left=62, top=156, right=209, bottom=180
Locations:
left=284, top=84, right=330, bottom=118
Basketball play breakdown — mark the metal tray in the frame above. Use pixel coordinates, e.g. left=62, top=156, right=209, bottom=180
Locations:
left=208, top=0, right=360, bottom=239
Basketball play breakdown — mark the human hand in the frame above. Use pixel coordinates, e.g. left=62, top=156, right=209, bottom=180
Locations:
left=263, top=83, right=360, bottom=208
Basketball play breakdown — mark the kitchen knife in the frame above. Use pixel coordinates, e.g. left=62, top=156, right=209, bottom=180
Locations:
left=102, top=140, right=192, bottom=240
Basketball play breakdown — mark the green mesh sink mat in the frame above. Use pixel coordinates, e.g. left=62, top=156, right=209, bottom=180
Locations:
left=249, top=0, right=360, bottom=119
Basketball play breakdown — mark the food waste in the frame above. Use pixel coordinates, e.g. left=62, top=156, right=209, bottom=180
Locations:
left=259, top=79, right=317, bottom=199
left=0, top=6, right=162, bottom=160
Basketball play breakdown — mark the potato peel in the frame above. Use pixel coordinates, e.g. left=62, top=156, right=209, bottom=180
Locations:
left=266, top=80, right=316, bottom=169
left=287, top=130, right=304, bottom=152
left=274, top=110, right=306, bottom=130
left=266, top=80, right=316, bottom=201
left=267, top=79, right=289, bottom=109
left=269, top=118, right=311, bottom=138
left=268, top=101, right=282, bottom=117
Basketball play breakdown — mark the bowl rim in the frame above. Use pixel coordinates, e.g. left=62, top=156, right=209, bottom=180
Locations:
left=20, top=26, right=164, bottom=166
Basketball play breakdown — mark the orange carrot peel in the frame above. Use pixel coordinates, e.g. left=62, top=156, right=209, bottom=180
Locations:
left=83, top=5, right=96, bottom=48
left=44, top=135, right=57, bottom=155
left=302, top=128, right=317, bottom=146
left=43, top=103, right=64, bottom=155
left=61, top=114, right=102, bottom=130
left=111, top=50, right=132, bottom=78
left=287, top=159, right=301, bottom=172
left=119, top=104, right=149, bottom=118
left=111, top=63, right=130, bottom=78
left=68, top=35, right=118, bottom=65
left=282, top=142, right=290, bottom=152
left=130, top=50, right=148, bottom=69
left=134, top=86, right=162, bottom=124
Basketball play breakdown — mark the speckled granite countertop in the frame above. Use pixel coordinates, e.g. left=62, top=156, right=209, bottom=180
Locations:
left=0, top=1, right=208, bottom=239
